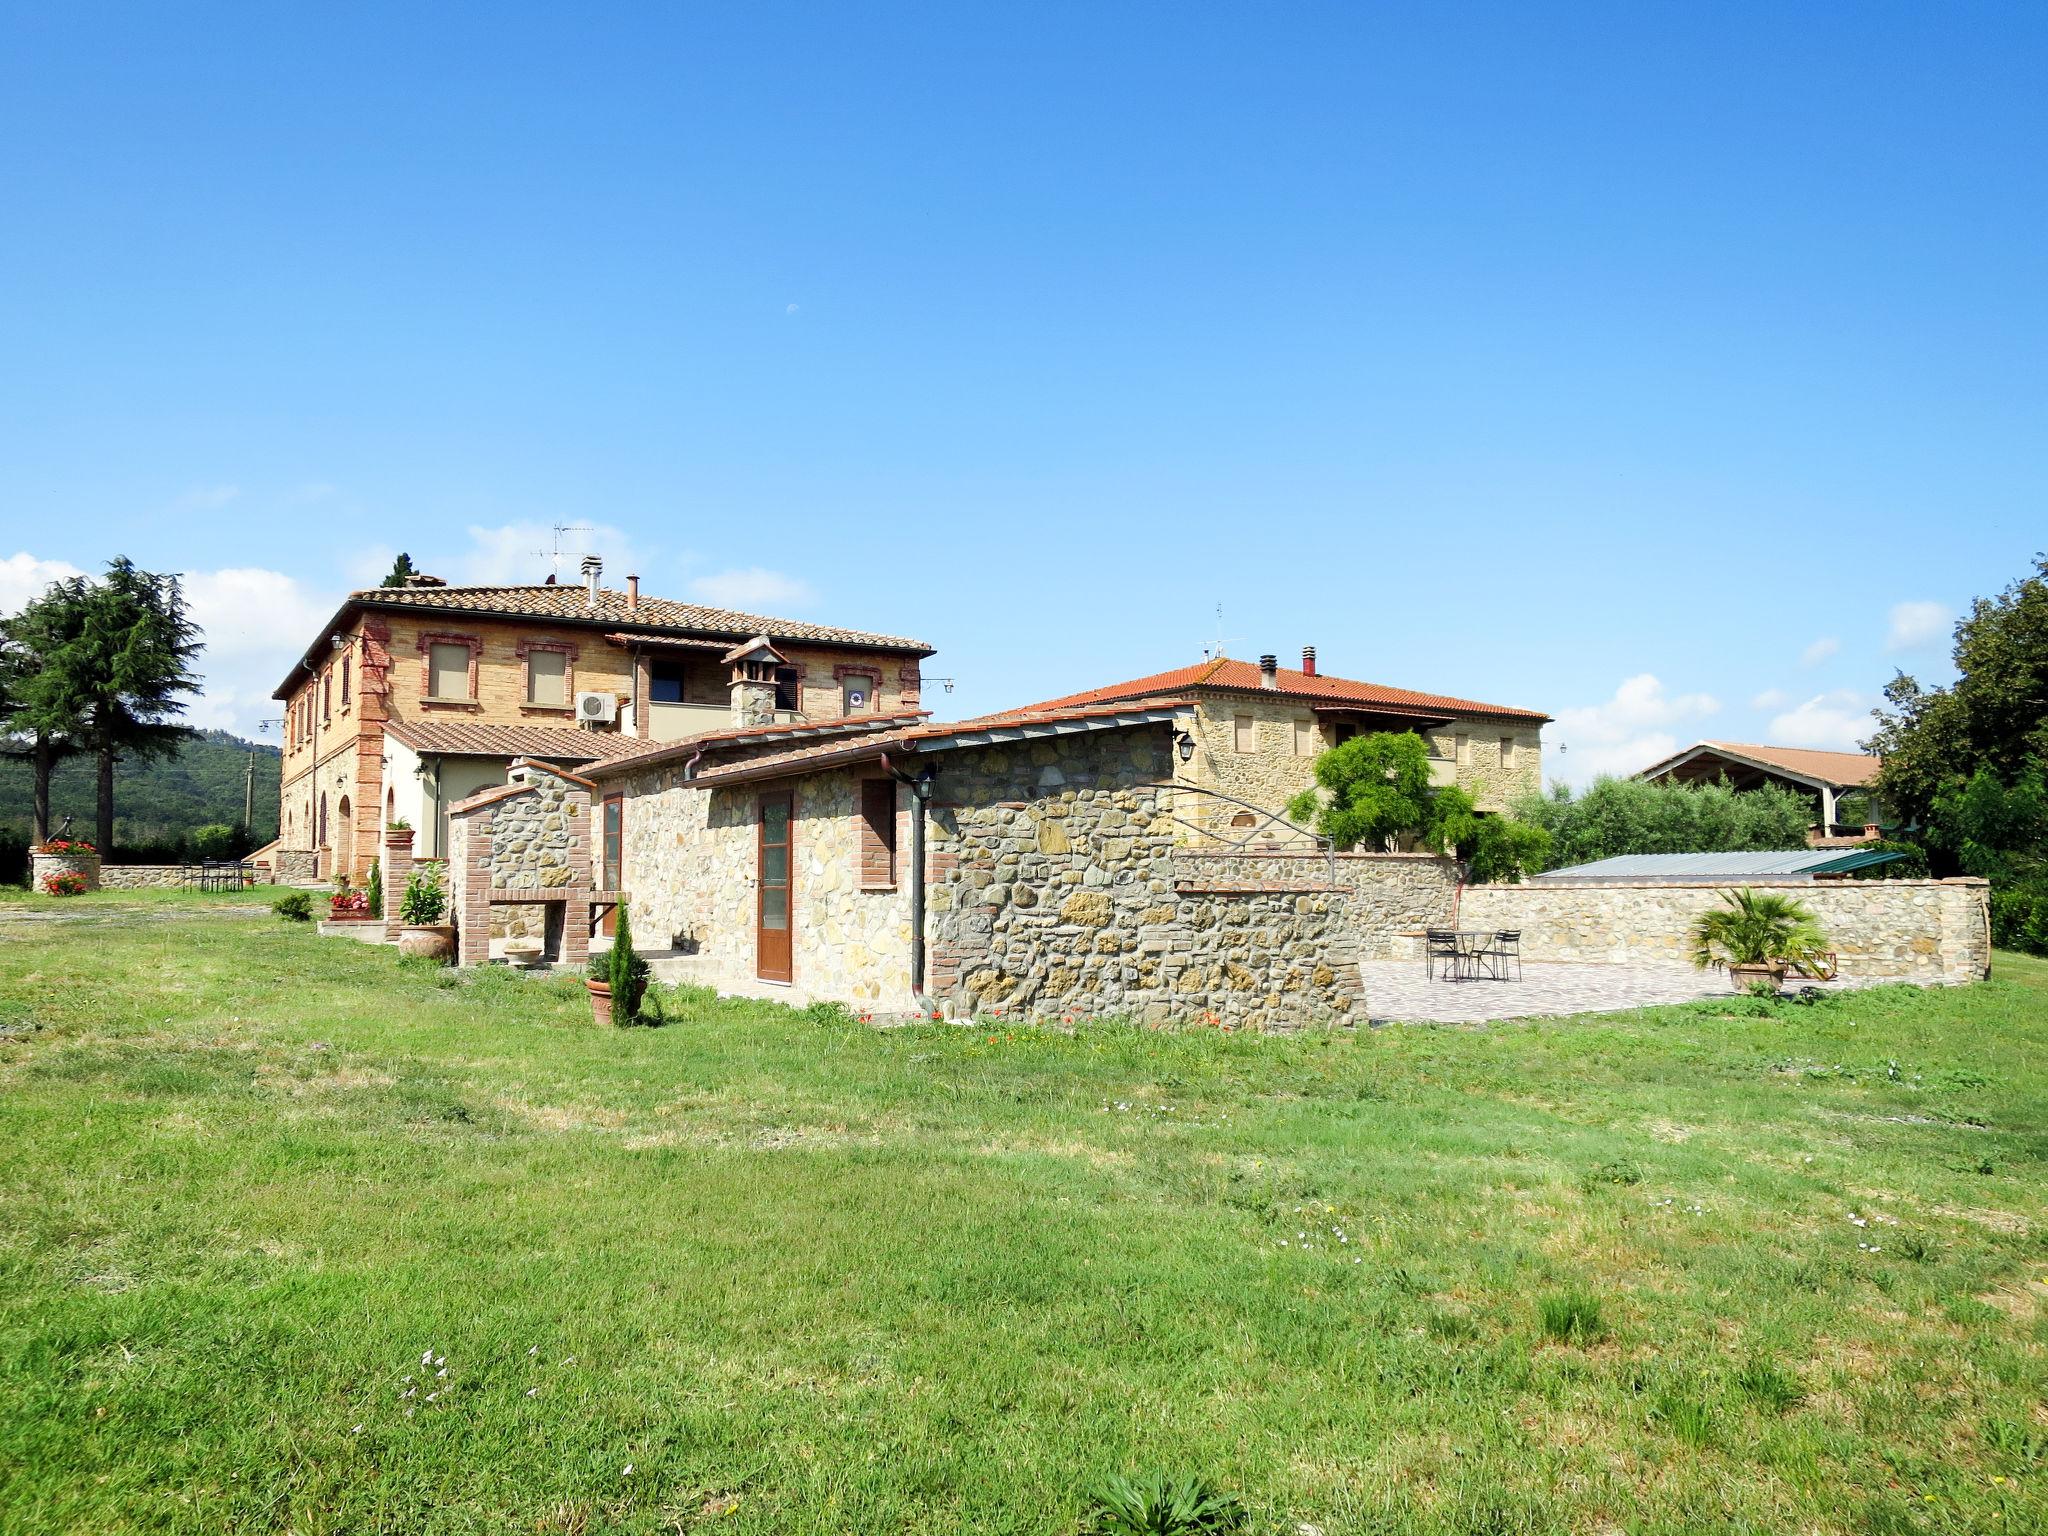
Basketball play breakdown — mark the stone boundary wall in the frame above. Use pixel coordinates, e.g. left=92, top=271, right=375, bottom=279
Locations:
left=263, top=848, right=319, bottom=885
left=926, top=732, right=1363, bottom=1029
left=1172, top=851, right=1461, bottom=959
left=1459, top=878, right=1992, bottom=982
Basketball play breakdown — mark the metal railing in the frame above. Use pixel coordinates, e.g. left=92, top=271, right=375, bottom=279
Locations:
left=1149, top=781, right=1338, bottom=883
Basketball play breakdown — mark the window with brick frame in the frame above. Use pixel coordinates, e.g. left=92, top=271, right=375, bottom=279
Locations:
left=427, top=642, right=472, bottom=700
left=322, top=673, right=331, bottom=721
left=774, top=666, right=801, bottom=712
left=340, top=655, right=351, bottom=707
left=1233, top=714, right=1256, bottom=753
left=859, top=778, right=897, bottom=888
left=526, top=647, right=569, bottom=708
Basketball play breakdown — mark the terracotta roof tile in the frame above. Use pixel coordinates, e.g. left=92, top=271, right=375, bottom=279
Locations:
left=1695, top=741, right=1882, bottom=787
left=384, top=719, right=645, bottom=761
left=588, top=709, right=932, bottom=776
left=666, top=699, right=1190, bottom=786
left=1010, top=657, right=1549, bottom=722
left=350, top=584, right=933, bottom=652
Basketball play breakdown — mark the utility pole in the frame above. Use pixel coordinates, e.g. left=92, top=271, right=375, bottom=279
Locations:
left=252, top=719, right=282, bottom=838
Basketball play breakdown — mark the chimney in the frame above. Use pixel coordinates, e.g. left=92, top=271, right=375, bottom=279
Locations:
left=626, top=574, right=640, bottom=612
left=580, top=555, right=602, bottom=608
left=1301, top=646, right=1317, bottom=677
left=1259, top=654, right=1278, bottom=690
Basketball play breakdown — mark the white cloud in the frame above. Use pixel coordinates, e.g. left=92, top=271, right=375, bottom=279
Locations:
left=456, top=521, right=644, bottom=587
left=1767, top=690, right=1877, bottom=753
left=0, top=551, right=86, bottom=615
left=1751, top=688, right=1791, bottom=711
left=687, top=566, right=816, bottom=612
left=1549, top=673, right=1722, bottom=786
left=1887, top=600, right=1951, bottom=652
left=1799, top=636, right=1839, bottom=667
left=181, top=567, right=339, bottom=740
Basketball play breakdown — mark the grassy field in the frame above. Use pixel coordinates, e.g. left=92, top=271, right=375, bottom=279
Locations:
left=0, top=894, right=2043, bottom=1534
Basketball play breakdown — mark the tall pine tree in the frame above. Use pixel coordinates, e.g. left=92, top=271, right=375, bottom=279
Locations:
left=72, top=559, right=204, bottom=853
left=0, top=575, right=94, bottom=843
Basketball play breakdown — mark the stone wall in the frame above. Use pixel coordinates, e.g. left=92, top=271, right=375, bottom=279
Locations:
left=1459, top=878, right=1992, bottom=982
left=267, top=848, right=319, bottom=886
left=925, top=729, right=1362, bottom=1029
left=1172, top=850, right=1461, bottom=958
left=1421, top=722, right=1542, bottom=812
left=613, top=763, right=916, bottom=1007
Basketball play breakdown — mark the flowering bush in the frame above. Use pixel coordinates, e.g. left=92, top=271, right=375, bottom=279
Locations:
left=40, top=871, right=90, bottom=896
left=37, top=837, right=96, bottom=856
left=330, top=889, right=371, bottom=917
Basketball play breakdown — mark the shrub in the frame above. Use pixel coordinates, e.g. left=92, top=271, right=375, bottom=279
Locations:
left=40, top=871, right=90, bottom=896
left=1537, top=1290, right=1606, bottom=1344
left=1085, top=1471, right=1245, bottom=1536
left=607, top=902, right=652, bottom=1023
left=1988, top=878, right=2048, bottom=956
left=1465, top=815, right=1552, bottom=883
left=1513, top=776, right=1813, bottom=867
left=273, top=892, right=313, bottom=922
left=365, top=859, right=382, bottom=916
left=37, top=835, right=96, bottom=856
left=399, top=863, right=447, bottom=926
left=329, top=889, right=370, bottom=917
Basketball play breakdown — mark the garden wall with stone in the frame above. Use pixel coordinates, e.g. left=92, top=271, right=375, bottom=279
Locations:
left=1170, top=851, right=1460, bottom=959
left=926, top=729, right=1363, bottom=1029
left=1459, top=878, right=1992, bottom=982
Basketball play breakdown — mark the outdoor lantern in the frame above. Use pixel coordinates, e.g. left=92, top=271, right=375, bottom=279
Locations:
left=914, top=764, right=938, bottom=798
left=1175, top=729, right=1196, bottom=764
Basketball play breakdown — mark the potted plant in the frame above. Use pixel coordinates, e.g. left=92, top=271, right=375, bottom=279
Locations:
left=328, top=871, right=374, bottom=921
left=587, top=901, right=651, bottom=1025
left=1689, top=887, right=1828, bottom=993
left=396, top=862, right=456, bottom=962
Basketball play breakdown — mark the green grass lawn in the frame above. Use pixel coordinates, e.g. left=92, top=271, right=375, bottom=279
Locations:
left=1, top=900, right=2043, bottom=1535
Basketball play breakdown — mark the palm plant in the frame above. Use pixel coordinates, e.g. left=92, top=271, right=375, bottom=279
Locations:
left=1689, top=887, right=1828, bottom=975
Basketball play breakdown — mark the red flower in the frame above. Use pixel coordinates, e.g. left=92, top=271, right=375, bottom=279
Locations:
left=40, top=871, right=89, bottom=896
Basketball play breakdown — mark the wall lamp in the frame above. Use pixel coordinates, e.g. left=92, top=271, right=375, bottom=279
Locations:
left=1173, top=729, right=1196, bottom=765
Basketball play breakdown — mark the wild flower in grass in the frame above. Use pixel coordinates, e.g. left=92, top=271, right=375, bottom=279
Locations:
left=623, top=1464, right=635, bottom=1478
left=526, top=1388, right=539, bottom=1398
left=351, top=1424, right=363, bottom=1435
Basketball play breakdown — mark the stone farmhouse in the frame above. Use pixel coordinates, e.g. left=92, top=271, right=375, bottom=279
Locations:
left=276, top=577, right=1989, bottom=1024
left=267, top=559, right=931, bottom=881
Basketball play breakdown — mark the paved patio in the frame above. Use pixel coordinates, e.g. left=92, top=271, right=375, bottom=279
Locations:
left=1361, top=960, right=1899, bottom=1025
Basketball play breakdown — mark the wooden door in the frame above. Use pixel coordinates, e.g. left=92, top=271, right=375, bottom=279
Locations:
left=599, top=794, right=623, bottom=936
left=756, top=791, right=794, bottom=982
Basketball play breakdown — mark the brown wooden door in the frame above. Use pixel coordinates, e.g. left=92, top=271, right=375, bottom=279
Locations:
left=599, top=794, right=623, bottom=936
left=756, top=791, right=794, bottom=982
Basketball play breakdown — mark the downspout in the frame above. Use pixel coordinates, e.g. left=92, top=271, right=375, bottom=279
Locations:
left=879, top=751, right=936, bottom=1012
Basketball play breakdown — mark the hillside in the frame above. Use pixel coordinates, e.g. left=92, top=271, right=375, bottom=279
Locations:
left=0, top=729, right=281, bottom=846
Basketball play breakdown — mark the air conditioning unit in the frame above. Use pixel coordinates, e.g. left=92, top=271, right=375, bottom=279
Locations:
left=575, top=690, right=618, bottom=725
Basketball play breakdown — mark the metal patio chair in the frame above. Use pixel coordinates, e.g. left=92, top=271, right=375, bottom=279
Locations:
left=1425, top=928, right=1461, bottom=980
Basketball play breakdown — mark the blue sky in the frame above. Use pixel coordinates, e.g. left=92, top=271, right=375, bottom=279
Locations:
left=1, top=1, right=2041, bottom=781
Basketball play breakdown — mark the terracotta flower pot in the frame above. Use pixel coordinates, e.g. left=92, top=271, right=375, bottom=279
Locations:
left=587, top=978, right=614, bottom=1026
left=398, top=924, right=457, bottom=963
left=1728, top=962, right=1784, bottom=993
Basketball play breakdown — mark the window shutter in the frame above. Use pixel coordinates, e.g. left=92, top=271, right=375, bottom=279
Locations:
left=859, top=779, right=897, bottom=887
left=528, top=649, right=568, bottom=706
left=429, top=643, right=470, bottom=700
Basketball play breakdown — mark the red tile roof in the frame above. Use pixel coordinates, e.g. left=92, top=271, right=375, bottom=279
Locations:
left=1641, top=740, right=1882, bottom=788
left=652, top=699, right=1190, bottom=787
left=586, top=710, right=932, bottom=777
left=352, top=583, right=933, bottom=651
left=1011, top=657, right=1549, bottom=722
left=384, top=719, right=646, bottom=761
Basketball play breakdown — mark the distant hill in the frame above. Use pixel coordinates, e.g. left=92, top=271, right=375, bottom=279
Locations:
left=0, top=729, right=281, bottom=847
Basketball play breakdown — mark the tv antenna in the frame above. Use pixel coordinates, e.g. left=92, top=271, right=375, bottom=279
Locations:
left=1203, top=603, right=1244, bottom=661
left=532, top=523, right=594, bottom=581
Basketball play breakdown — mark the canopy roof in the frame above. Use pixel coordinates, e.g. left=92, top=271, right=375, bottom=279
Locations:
left=1531, top=849, right=1907, bottom=883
